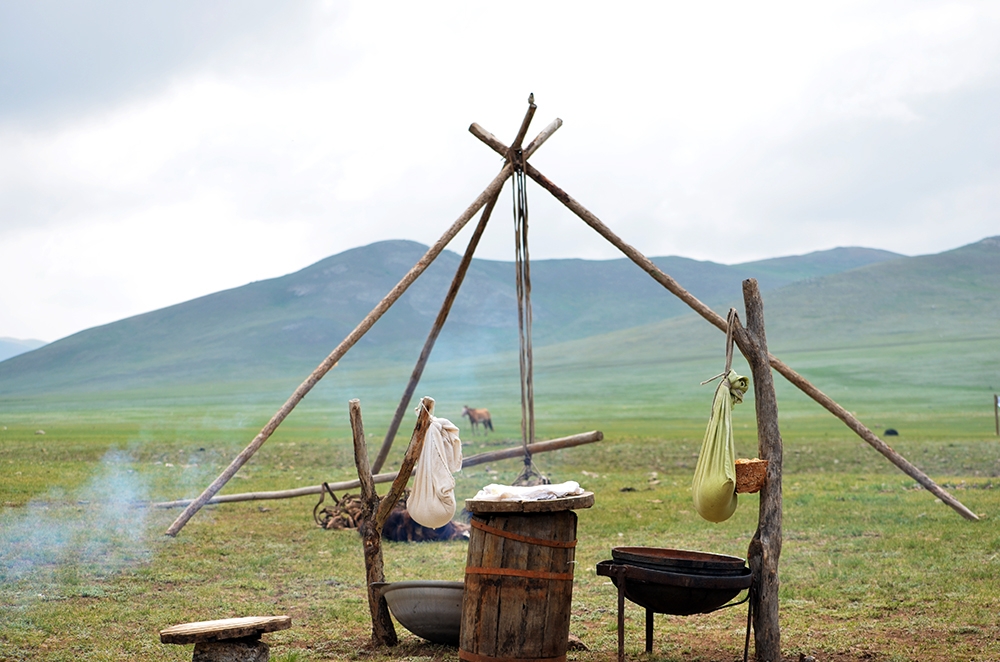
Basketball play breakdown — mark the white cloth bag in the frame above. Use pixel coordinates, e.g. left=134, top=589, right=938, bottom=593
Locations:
left=408, top=416, right=463, bottom=529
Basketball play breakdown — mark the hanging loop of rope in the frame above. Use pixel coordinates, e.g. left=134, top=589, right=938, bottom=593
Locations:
left=512, top=148, right=544, bottom=484
left=723, top=307, right=737, bottom=389
left=700, top=308, right=740, bottom=388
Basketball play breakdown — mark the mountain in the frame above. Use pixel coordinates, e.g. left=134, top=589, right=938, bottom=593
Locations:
left=527, top=236, right=1000, bottom=423
left=0, top=337, right=47, bottom=363
left=544, top=236, right=1000, bottom=360
left=739, top=246, right=903, bottom=284
left=0, top=239, right=913, bottom=398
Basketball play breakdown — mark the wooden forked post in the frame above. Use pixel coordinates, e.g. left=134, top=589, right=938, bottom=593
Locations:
left=734, top=280, right=782, bottom=662
left=350, top=395, right=435, bottom=647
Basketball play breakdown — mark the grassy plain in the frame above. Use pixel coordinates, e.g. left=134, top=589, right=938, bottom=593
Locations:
left=2, top=318, right=999, bottom=661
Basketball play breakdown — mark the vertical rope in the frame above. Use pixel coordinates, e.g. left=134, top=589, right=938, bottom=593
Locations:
left=512, top=154, right=541, bottom=483
left=723, top=308, right=737, bottom=390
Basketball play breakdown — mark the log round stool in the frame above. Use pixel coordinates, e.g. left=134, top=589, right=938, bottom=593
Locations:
left=160, top=616, right=291, bottom=662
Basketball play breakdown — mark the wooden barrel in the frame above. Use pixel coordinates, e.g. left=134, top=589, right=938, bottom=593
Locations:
left=460, top=494, right=592, bottom=662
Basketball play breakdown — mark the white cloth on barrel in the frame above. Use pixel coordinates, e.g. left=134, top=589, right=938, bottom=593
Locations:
left=472, top=480, right=584, bottom=502
left=408, top=415, right=463, bottom=529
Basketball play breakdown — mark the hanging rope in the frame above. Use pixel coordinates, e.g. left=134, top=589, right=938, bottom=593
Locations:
left=692, top=308, right=749, bottom=522
left=512, top=150, right=545, bottom=486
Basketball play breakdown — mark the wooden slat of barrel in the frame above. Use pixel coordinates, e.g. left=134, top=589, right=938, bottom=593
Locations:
left=461, top=510, right=577, bottom=662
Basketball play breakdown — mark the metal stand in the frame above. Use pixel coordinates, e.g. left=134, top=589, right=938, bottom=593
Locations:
left=598, top=561, right=751, bottom=662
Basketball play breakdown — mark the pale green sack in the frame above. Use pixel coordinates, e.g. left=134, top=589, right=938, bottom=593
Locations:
left=692, top=370, right=750, bottom=523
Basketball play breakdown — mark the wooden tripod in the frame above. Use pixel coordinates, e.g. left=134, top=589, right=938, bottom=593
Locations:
left=166, top=95, right=981, bottom=660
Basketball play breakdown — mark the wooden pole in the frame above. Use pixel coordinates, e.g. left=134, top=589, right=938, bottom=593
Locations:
left=163, top=166, right=514, bottom=537
left=367, top=109, right=561, bottom=474
left=504, top=156, right=978, bottom=521
left=995, top=393, right=999, bottom=436
left=371, top=190, right=500, bottom=473
left=765, top=357, right=978, bottom=519
left=375, top=396, right=435, bottom=528
left=508, top=93, right=537, bottom=155
left=350, top=399, right=397, bottom=646
left=739, top=280, right=782, bottom=662
left=150, top=430, right=604, bottom=509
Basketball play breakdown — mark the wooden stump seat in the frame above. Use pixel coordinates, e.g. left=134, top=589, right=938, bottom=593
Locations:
left=160, top=616, right=291, bottom=662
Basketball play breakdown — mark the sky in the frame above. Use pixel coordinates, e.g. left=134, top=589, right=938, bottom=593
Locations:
left=1, top=1, right=998, bottom=343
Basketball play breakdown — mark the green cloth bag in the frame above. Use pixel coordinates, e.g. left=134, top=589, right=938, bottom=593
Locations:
left=692, top=370, right=750, bottom=523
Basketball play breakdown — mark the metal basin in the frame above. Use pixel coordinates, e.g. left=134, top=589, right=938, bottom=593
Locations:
left=612, top=546, right=747, bottom=576
left=373, top=580, right=463, bottom=645
left=597, top=559, right=752, bottom=616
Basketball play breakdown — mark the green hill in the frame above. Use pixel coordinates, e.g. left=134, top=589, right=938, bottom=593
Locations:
left=0, top=338, right=46, bottom=363
left=505, top=236, right=1000, bottom=436
left=0, top=240, right=902, bottom=398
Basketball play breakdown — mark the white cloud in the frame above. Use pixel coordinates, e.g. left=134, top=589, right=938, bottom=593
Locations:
left=1, top=1, right=998, bottom=340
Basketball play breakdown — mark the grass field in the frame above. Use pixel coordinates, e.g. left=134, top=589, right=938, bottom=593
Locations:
left=3, top=296, right=1000, bottom=662
left=2, top=365, right=999, bottom=661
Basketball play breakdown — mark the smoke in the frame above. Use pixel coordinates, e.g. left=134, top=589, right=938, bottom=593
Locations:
left=0, top=450, right=151, bottom=591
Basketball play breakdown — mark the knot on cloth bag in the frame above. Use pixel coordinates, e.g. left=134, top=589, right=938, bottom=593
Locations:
left=692, top=369, right=750, bottom=523
left=408, top=415, right=463, bottom=529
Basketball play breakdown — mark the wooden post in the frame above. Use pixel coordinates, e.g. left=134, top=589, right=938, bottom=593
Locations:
left=738, top=279, right=782, bottom=662
left=371, top=190, right=500, bottom=473
left=995, top=393, right=999, bottom=436
left=350, top=396, right=435, bottom=647
left=350, top=399, right=396, bottom=646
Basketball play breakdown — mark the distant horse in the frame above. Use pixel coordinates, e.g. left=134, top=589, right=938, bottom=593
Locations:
left=461, top=406, right=493, bottom=434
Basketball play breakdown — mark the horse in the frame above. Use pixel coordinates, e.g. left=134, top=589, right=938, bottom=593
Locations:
left=461, top=406, right=493, bottom=434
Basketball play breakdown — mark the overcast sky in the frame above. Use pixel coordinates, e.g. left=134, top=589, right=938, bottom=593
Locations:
left=2, top=1, right=998, bottom=342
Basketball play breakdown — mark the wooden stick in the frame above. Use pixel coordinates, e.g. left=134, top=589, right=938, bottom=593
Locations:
left=164, top=166, right=514, bottom=537
left=767, top=357, right=977, bottom=519
left=470, top=122, right=511, bottom=159
left=371, top=191, right=500, bottom=473
left=351, top=400, right=378, bottom=505
left=509, top=93, right=537, bottom=154
left=375, top=396, right=435, bottom=528
left=469, top=117, right=562, bottom=165
left=518, top=160, right=979, bottom=521
left=150, top=430, right=604, bottom=509
left=461, top=429, right=603, bottom=466
left=350, top=399, right=397, bottom=646
left=741, top=279, right=782, bottom=661
left=524, top=118, right=563, bottom=159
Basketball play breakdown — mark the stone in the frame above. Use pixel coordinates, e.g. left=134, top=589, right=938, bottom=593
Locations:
left=192, top=638, right=269, bottom=662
